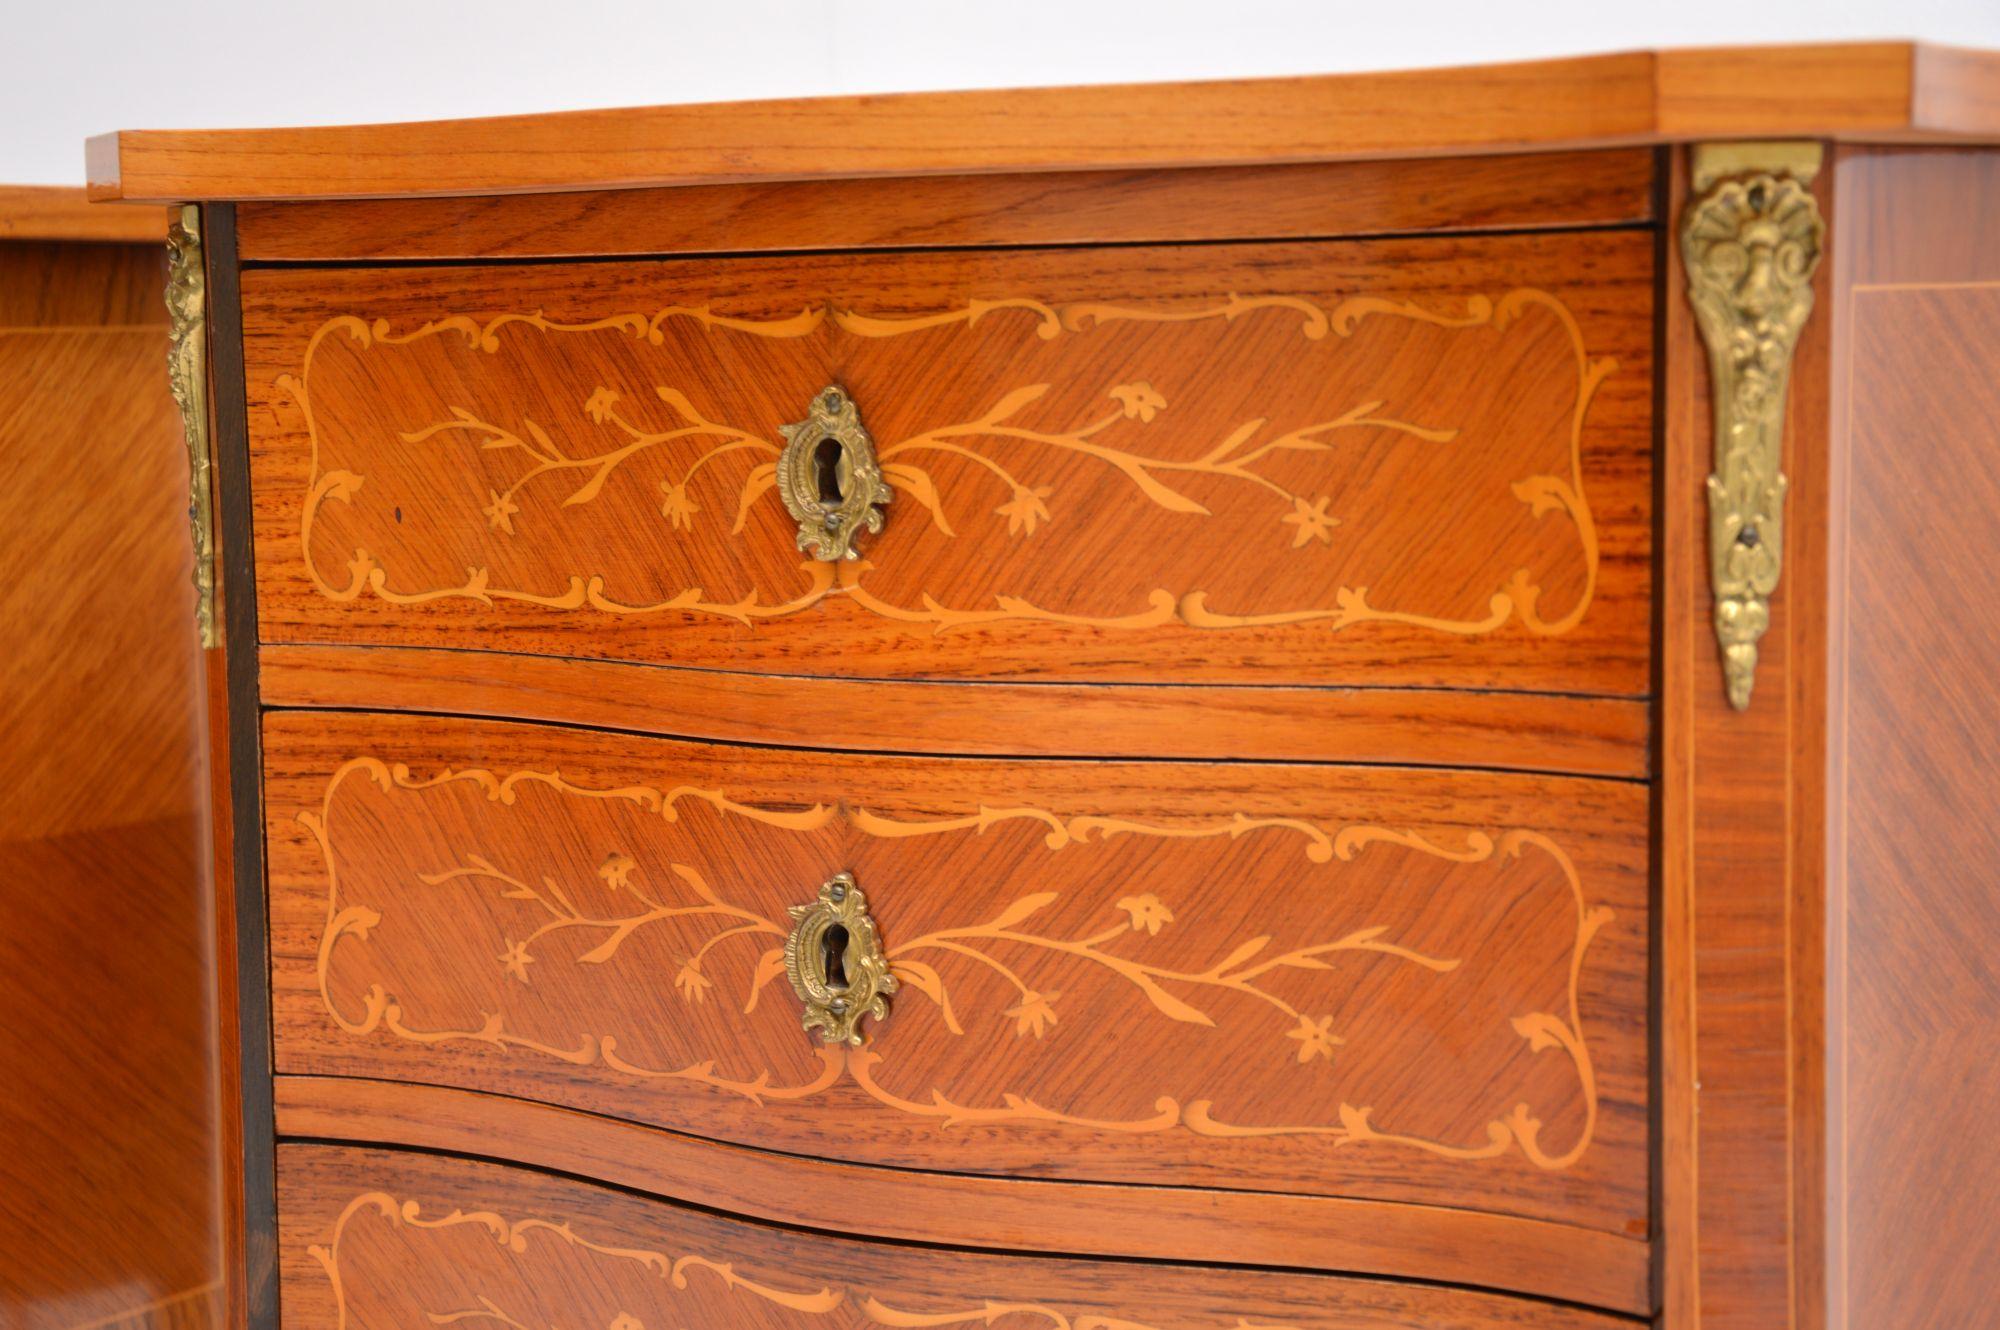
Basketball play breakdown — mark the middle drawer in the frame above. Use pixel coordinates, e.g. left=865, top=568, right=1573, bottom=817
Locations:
left=265, top=709, right=1647, bottom=1238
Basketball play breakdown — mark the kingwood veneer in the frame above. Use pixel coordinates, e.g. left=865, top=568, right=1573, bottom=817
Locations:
left=0, top=192, right=222, bottom=1329
left=108, top=41, right=2000, bottom=1330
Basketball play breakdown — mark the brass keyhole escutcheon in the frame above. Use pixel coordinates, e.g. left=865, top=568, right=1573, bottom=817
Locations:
left=784, top=872, right=897, bottom=1046
left=777, top=385, right=891, bottom=562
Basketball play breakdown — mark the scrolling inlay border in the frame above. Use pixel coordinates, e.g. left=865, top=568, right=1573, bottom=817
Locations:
left=301, top=757, right=1612, bottom=1172
left=310, top=1186, right=1303, bottom=1330
left=282, top=290, right=1609, bottom=637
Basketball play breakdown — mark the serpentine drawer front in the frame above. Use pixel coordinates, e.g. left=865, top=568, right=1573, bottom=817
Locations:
left=281, top=1145, right=1636, bottom=1330
left=241, top=234, right=1652, bottom=690
left=264, top=710, right=1648, bottom=1239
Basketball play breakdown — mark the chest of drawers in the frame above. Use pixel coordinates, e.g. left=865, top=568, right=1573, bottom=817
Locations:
left=94, top=41, right=2000, bottom=1330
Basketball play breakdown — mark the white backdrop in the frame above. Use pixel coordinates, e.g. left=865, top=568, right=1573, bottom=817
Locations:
left=5, top=0, right=2000, bottom=186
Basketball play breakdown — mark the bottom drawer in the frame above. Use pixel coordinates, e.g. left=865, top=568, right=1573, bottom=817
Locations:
left=279, top=1144, right=1634, bottom=1329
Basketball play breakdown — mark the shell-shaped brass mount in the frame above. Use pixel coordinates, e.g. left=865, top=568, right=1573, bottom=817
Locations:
left=777, top=385, right=891, bottom=561
left=1682, top=143, right=1825, bottom=711
left=784, top=872, right=898, bottom=1046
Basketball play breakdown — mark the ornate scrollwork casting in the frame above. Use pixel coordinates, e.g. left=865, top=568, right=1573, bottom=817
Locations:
left=166, top=204, right=217, bottom=648
left=785, top=872, right=898, bottom=1046
left=1682, top=145, right=1825, bottom=709
left=777, top=385, right=891, bottom=562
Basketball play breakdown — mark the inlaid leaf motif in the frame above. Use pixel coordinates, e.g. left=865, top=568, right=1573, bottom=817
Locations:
left=286, top=289, right=1609, bottom=640
left=303, top=759, right=1613, bottom=1171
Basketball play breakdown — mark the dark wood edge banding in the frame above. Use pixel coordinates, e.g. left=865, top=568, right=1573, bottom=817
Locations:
left=257, top=644, right=1651, bottom=779
left=209, top=202, right=281, bottom=1330
left=233, top=150, right=1655, bottom=262
left=274, top=1075, right=1652, bottom=1315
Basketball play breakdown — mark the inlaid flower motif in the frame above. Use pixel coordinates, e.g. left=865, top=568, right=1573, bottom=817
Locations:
left=659, top=481, right=699, bottom=530
left=598, top=852, right=636, bottom=892
left=584, top=387, right=621, bottom=423
left=1286, top=1014, right=1343, bottom=1063
left=1116, top=893, right=1174, bottom=935
left=609, top=1316, right=643, bottom=1330
left=1281, top=495, right=1339, bottom=547
left=1004, top=990, right=1059, bottom=1038
left=498, top=939, right=534, bottom=984
left=995, top=485, right=1053, bottom=537
left=675, top=961, right=712, bottom=1004
left=1109, top=381, right=1167, bottom=422
left=482, top=489, right=519, bottom=535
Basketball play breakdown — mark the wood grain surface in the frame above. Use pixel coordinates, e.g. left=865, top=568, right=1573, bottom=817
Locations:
left=0, top=240, right=163, bottom=330
left=233, top=149, right=1654, bottom=261
left=263, top=710, right=1649, bottom=1236
left=0, top=819, right=221, bottom=1330
left=0, top=186, right=164, bottom=244
left=1836, top=278, right=2000, bottom=1330
left=1825, top=146, right=2000, bottom=1330
left=201, top=203, right=286, bottom=1330
left=1657, top=149, right=1704, bottom=1330
left=1831, top=146, right=2000, bottom=284
left=241, top=234, right=1652, bottom=691
left=258, top=643, right=1652, bottom=776
left=87, top=43, right=2000, bottom=203
left=201, top=643, right=252, bottom=1330
left=277, top=1145, right=1637, bottom=1329
left=1657, top=146, right=1835, bottom=1330
left=0, top=325, right=194, bottom=841
left=275, top=1076, right=1652, bottom=1312
left=0, top=239, right=220, bottom=1330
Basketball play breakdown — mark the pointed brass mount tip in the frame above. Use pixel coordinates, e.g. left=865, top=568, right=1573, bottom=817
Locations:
left=784, top=872, right=898, bottom=1046
left=1682, top=144, right=1824, bottom=711
left=776, top=385, right=891, bottom=562
left=166, top=203, right=217, bottom=649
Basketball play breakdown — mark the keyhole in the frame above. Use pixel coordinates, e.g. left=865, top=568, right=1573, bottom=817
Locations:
left=813, top=438, right=845, bottom=504
left=821, top=923, right=851, bottom=990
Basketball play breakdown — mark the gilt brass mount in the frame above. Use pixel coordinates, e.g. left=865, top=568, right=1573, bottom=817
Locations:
left=166, top=204, right=217, bottom=649
left=777, top=385, right=891, bottom=561
left=785, top=872, right=898, bottom=1046
left=1682, top=143, right=1825, bottom=711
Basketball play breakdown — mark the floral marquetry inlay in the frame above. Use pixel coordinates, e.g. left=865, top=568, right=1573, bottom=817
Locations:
left=298, top=753, right=1616, bottom=1175
left=279, top=284, right=1613, bottom=638
left=310, top=1189, right=842, bottom=1328
left=306, top=1179, right=1311, bottom=1330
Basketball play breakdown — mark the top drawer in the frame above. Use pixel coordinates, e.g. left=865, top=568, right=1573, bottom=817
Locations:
left=243, top=233, right=1651, bottom=690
